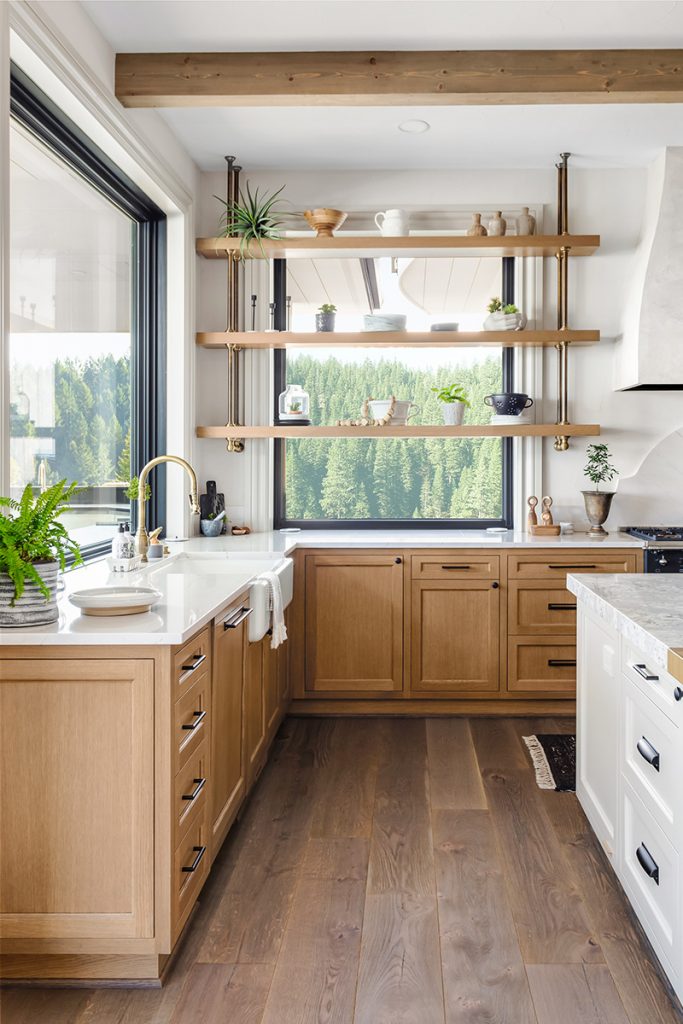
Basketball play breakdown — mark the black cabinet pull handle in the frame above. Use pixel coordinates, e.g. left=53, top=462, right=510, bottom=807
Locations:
left=636, top=843, right=659, bottom=885
left=548, top=659, right=576, bottom=667
left=182, top=777, right=206, bottom=802
left=675, top=687, right=683, bottom=702
left=394, top=557, right=402, bottom=564
left=491, top=581, right=500, bottom=589
left=632, top=663, right=659, bottom=682
left=181, top=653, right=206, bottom=673
left=548, top=564, right=596, bottom=570
left=182, top=845, right=207, bottom=873
left=637, top=737, right=660, bottom=772
left=181, top=709, right=206, bottom=732
left=548, top=603, right=577, bottom=611
left=441, top=564, right=471, bottom=570
left=224, top=606, right=252, bottom=630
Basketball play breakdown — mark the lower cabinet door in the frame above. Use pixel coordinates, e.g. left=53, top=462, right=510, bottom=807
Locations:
left=410, top=579, right=500, bottom=693
left=211, top=603, right=248, bottom=857
left=244, top=638, right=266, bottom=788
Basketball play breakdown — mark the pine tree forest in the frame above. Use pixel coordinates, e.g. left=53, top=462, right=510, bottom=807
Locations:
left=282, top=352, right=506, bottom=522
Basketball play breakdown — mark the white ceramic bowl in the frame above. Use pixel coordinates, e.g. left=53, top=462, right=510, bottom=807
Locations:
left=69, top=586, right=162, bottom=616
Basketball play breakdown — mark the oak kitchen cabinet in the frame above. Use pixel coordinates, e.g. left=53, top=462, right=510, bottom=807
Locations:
left=291, top=546, right=642, bottom=713
left=0, top=593, right=290, bottom=984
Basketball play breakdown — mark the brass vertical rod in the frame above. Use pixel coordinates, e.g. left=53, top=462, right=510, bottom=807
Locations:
left=223, top=156, right=244, bottom=452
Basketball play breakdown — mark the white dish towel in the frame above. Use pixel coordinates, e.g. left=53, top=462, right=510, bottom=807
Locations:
left=258, top=570, right=288, bottom=649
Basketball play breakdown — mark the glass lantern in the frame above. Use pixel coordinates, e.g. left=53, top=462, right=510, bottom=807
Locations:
left=278, top=383, right=310, bottom=423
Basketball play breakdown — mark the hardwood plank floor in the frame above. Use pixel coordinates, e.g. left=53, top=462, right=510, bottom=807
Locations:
left=2, top=717, right=683, bottom=1024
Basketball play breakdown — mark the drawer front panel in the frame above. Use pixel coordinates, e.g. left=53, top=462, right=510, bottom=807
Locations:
left=411, top=553, right=499, bottom=580
left=174, top=740, right=209, bottom=843
left=174, top=628, right=211, bottom=695
left=620, top=780, right=679, bottom=972
left=174, top=676, right=210, bottom=771
left=507, top=551, right=638, bottom=579
left=173, top=805, right=209, bottom=937
left=508, top=580, right=577, bottom=635
left=621, top=639, right=681, bottom=724
left=508, top=637, right=576, bottom=694
left=623, top=678, right=680, bottom=841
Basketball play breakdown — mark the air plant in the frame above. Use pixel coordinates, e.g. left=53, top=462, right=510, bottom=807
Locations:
left=215, top=181, right=288, bottom=258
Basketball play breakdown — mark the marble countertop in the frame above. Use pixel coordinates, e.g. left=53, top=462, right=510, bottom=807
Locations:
left=0, top=529, right=643, bottom=648
left=567, top=574, right=683, bottom=680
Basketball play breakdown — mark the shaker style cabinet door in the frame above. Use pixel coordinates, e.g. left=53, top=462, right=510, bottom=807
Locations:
left=410, top=579, right=500, bottom=693
left=305, top=553, right=404, bottom=695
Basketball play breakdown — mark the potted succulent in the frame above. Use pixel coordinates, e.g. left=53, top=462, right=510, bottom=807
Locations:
left=215, top=181, right=287, bottom=258
left=484, top=297, right=527, bottom=332
left=431, top=383, right=471, bottom=426
left=0, top=480, right=82, bottom=626
left=582, top=443, right=618, bottom=536
left=316, top=303, right=337, bottom=332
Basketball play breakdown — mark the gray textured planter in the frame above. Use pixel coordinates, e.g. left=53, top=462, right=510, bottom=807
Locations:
left=0, top=561, right=59, bottom=627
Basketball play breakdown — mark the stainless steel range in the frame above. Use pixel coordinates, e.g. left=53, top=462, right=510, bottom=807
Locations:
left=621, top=527, right=683, bottom=573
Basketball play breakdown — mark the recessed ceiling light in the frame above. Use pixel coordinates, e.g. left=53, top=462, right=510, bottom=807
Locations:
left=398, top=119, right=431, bottom=134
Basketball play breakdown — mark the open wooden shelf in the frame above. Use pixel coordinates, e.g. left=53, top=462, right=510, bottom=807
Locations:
left=196, top=234, right=600, bottom=261
left=197, top=329, right=600, bottom=349
left=196, top=423, right=601, bottom=440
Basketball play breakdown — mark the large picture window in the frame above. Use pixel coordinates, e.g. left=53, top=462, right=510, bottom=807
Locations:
left=274, top=255, right=514, bottom=528
left=8, top=67, right=166, bottom=558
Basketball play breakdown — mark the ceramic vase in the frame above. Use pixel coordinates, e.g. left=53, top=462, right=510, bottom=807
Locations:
left=582, top=490, right=615, bottom=537
left=467, top=213, right=487, bottom=237
left=517, top=206, right=536, bottom=236
left=488, top=211, right=506, bottom=236
left=442, top=402, right=466, bottom=426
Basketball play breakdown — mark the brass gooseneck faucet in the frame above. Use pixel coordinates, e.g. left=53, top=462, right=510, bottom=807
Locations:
left=135, top=455, right=200, bottom=560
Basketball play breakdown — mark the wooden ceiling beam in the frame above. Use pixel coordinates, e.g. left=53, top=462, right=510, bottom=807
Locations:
left=115, top=49, right=683, bottom=107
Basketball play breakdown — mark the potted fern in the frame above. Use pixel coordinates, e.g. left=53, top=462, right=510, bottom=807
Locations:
left=431, top=383, right=471, bottom=426
left=0, top=480, right=82, bottom=626
left=215, top=181, right=287, bottom=258
left=582, top=443, right=618, bottom=536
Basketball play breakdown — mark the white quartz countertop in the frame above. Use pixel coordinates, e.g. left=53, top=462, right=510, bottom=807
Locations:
left=1, top=529, right=643, bottom=648
left=567, top=574, right=683, bottom=672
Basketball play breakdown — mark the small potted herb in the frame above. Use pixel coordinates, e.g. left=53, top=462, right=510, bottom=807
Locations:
left=582, top=443, right=618, bottom=536
left=484, top=296, right=527, bottom=332
left=215, top=181, right=287, bottom=258
left=316, top=303, right=337, bottom=332
left=0, top=480, right=82, bottom=626
left=431, top=383, right=471, bottom=426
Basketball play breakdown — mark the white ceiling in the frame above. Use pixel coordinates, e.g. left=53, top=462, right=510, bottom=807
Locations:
left=81, top=0, right=683, bottom=170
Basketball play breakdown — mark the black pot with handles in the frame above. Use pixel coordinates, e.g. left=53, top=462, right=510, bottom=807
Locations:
left=484, top=392, right=534, bottom=416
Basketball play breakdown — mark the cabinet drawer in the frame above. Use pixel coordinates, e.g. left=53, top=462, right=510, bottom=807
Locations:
left=621, top=639, right=681, bottom=724
left=507, top=551, right=638, bottom=579
left=620, top=780, right=679, bottom=976
left=173, top=804, right=209, bottom=938
left=508, top=636, right=576, bottom=694
left=174, top=628, right=211, bottom=695
left=174, top=675, right=210, bottom=771
left=411, top=553, right=499, bottom=580
left=508, top=580, right=577, bottom=635
left=623, top=678, right=681, bottom=843
left=174, top=740, right=209, bottom=844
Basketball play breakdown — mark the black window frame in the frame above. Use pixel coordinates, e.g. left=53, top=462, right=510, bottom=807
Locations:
left=9, top=65, right=167, bottom=560
left=273, top=256, right=515, bottom=530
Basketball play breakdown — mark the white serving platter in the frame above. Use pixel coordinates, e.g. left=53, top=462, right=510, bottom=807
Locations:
left=69, top=586, right=162, bottom=617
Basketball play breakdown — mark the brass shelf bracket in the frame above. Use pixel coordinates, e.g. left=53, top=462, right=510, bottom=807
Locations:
left=554, top=153, right=572, bottom=452
left=224, top=157, right=245, bottom=453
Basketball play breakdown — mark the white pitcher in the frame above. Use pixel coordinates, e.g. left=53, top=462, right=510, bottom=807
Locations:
left=374, top=208, right=409, bottom=236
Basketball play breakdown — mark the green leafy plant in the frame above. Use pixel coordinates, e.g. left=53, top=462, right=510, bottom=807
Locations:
left=430, top=383, right=471, bottom=407
left=583, top=443, right=618, bottom=492
left=124, top=476, right=151, bottom=502
left=318, top=304, right=337, bottom=314
left=487, top=297, right=519, bottom=314
left=0, top=481, right=82, bottom=604
left=214, top=181, right=287, bottom=258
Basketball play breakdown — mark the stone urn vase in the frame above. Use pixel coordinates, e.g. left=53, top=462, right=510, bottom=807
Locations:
left=0, top=560, right=60, bottom=627
left=582, top=491, right=615, bottom=537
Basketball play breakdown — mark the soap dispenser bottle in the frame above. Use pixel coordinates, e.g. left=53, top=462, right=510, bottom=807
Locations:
left=112, top=522, right=126, bottom=561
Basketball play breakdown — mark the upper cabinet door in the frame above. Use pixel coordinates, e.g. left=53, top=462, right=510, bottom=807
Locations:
left=305, top=553, right=404, bottom=695
left=410, top=579, right=500, bottom=694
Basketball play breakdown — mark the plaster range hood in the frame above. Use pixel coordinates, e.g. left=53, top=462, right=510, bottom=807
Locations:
left=615, top=148, right=683, bottom=390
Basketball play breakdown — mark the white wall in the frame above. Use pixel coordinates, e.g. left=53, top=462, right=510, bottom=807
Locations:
left=196, top=164, right=683, bottom=529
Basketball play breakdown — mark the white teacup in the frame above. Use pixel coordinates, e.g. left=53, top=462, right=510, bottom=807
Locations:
left=374, top=208, right=409, bottom=236
left=367, top=399, right=419, bottom=425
